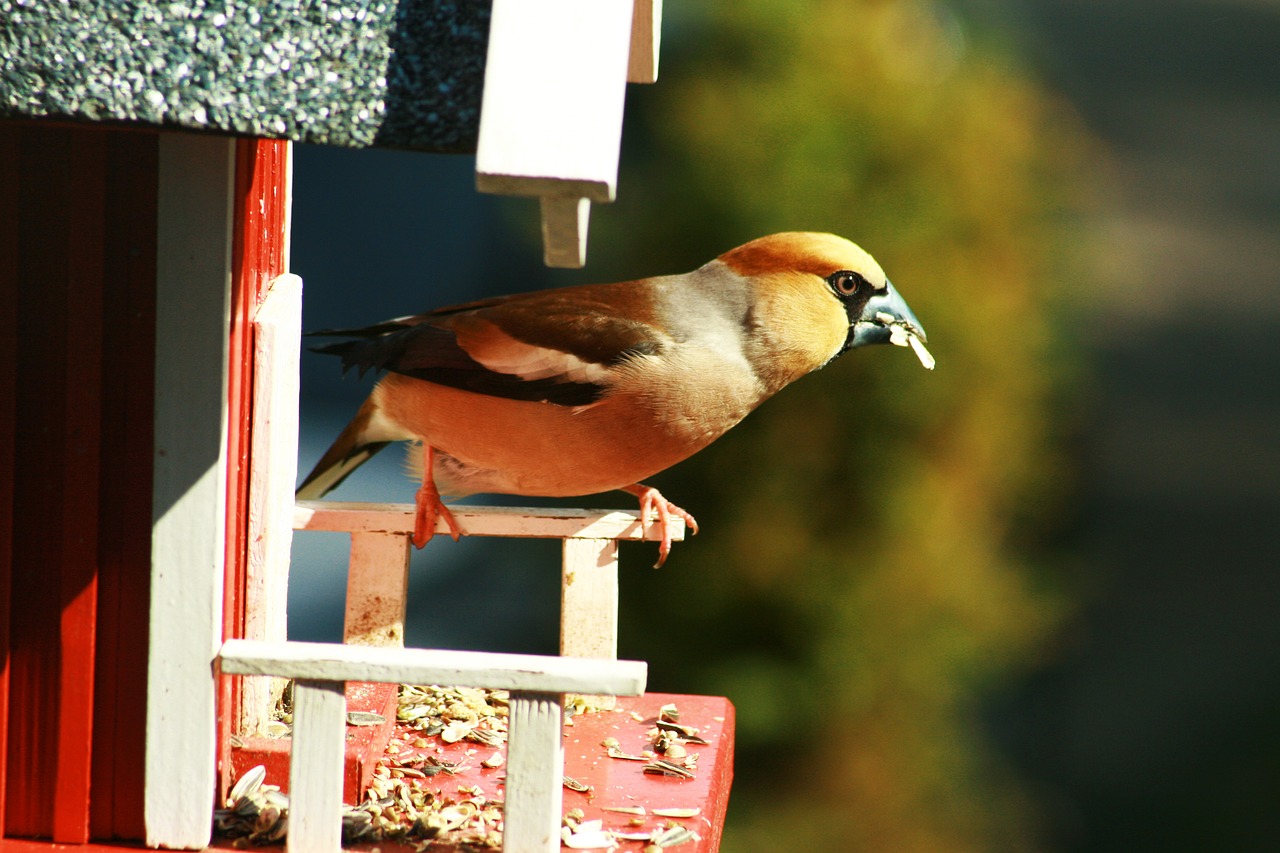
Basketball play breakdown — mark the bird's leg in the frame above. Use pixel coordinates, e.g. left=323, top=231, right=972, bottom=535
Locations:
left=414, top=445, right=462, bottom=548
left=620, top=483, right=699, bottom=568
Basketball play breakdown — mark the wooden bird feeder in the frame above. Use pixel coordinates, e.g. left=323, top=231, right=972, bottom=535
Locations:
left=0, top=1, right=734, bottom=851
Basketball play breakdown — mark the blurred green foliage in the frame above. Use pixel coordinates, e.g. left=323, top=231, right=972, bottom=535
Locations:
left=571, top=1, right=1091, bottom=850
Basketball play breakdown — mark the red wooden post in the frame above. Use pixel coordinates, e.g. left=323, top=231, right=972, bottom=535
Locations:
left=219, top=138, right=292, bottom=797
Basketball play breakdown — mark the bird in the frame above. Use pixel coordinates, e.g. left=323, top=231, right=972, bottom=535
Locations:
left=297, top=231, right=934, bottom=566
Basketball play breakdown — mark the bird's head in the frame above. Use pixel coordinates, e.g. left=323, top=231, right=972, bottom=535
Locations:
left=719, top=232, right=934, bottom=373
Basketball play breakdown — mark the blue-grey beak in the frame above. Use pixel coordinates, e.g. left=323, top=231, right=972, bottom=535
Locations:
left=849, top=280, right=928, bottom=348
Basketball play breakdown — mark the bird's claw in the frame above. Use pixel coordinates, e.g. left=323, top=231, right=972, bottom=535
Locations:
left=413, top=481, right=461, bottom=549
left=625, top=484, right=698, bottom=568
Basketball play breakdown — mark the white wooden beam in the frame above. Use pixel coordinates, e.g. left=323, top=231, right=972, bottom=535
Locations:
left=627, top=0, right=662, bottom=83
left=286, top=680, right=347, bottom=853
left=294, top=501, right=686, bottom=543
left=476, top=0, right=633, bottom=202
left=145, top=134, right=236, bottom=850
left=219, top=639, right=647, bottom=697
left=344, top=532, right=411, bottom=647
left=503, top=692, right=566, bottom=853
left=476, top=0, right=635, bottom=268
left=243, top=273, right=303, bottom=734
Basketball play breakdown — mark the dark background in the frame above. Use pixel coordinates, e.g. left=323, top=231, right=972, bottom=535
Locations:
left=287, top=1, right=1280, bottom=850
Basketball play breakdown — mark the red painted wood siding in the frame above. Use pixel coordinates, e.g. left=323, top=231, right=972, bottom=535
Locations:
left=1, top=129, right=289, bottom=845
left=0, top=125, right=157, bottom=843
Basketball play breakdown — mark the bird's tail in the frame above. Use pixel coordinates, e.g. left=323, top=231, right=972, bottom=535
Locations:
left=296, top=399, right=397, bottom=500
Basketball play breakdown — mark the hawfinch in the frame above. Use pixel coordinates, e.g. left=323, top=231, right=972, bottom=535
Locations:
left=297, top=232, right=933, bottom=566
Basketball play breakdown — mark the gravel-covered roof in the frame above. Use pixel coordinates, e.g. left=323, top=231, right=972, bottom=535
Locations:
left=0, top=0, right=490, bottom=152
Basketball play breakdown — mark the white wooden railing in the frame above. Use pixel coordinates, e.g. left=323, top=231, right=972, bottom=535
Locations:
left=294, top=500, right=686, bottom=658
left=219, top=639, right=646, bottom=853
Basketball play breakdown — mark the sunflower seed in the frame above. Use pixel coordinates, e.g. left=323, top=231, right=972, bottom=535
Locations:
left=227, top=765, right=266, bottom=807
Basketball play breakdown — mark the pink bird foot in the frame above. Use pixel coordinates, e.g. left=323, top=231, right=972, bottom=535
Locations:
left=414, top=447, right=462, bottom=548
left=622, top=483, right=700, bottom=568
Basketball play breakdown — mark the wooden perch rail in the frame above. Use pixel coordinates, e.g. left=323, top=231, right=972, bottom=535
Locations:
left=293, top=501, right=686, bottom=658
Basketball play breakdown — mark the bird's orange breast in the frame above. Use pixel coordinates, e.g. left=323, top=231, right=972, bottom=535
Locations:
left=372, top=348, right=764, bottom=497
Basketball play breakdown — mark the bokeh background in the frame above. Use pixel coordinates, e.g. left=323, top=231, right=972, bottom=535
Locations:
left=286, top=1, right=1280, bottom=851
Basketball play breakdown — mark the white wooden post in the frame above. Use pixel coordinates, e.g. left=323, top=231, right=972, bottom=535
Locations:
left=540, top=196, right=591, bottom=269
left=561, top=537, right=620, bottom=708
left=287, top=679, right=348, bottom=853
left=627, top=0, right=662, bottom=84
left=344, top=532, right=411, bottom=647
left=146, top=134, right=236, bottom=850
left=244, top=273, right=303, bottom=733
left=561, top=538, right=619, bottom=659
left=504, top=692, right=566, bottom=853
left=476, top=0, right=635, bottom=268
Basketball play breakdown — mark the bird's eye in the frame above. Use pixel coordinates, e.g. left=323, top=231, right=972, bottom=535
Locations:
left=827, top=270, right=868, bottom=296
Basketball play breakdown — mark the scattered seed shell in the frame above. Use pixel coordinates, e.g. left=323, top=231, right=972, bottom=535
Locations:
left=603, top=806, right=647, bottom=816
left=654, top=825, right=699, bottom=847
left=643, top=759, right=695, bottom=779
left=652, top=807, right=700, bottom=818
left=228, top=764, right=266, bottom=807
left=563, top=775, right=593, bottom=793
left=607, top=746, right=646, bottom=761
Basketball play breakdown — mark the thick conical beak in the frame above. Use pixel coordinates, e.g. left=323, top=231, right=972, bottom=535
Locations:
left=848, top=281, right=935, bottom=369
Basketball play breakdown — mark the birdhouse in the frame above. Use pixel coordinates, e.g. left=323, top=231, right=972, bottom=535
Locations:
left=0, top=1, right=734, bottom=851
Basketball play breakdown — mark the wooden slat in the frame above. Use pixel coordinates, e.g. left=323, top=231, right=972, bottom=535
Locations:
left=503, top=692, right=566, bottom=853
left=294, top=501, right=685, bottom=543
left=50, top=127, right=108, bottom=845
left=6, top=125, right=74, bottom=839
left=145, top=134, right=237, bottom=850
left=627, top=0, right=662, bottom=84
left=286, top=680, right=347, bottom=853
left=539, top=196, right=591, bottom=268
left=89, top=130, right=159, bottom=841
left=219, top=640, right=647, bottom=697
left=243, top=274, right=304, bottom=733
left=561, top=538, right=620, bottom=659
left=344, top=533, right=411, bottom=648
